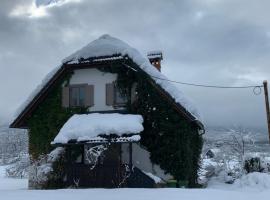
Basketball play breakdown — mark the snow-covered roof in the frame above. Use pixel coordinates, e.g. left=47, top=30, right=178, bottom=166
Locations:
left=13, top=65, right=63, bottom=123
left=63, top=34, right=201, bottom=120
left=52, top=113, right=144, bottom=144
left=11, top=34, right=202, bottom=128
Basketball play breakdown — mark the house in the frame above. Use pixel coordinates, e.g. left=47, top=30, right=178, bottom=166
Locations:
left=10, top=35, right=204, bottom=189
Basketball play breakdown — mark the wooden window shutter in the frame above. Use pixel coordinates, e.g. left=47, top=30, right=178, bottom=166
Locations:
left=62, top=86, right=70, bottom=108
left=85, top=85, right=94, bottom=107
left=106, top=83, right=114, bottom=106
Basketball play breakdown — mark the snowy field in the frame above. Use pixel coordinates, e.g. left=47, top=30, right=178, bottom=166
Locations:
left=1, top=165, right=270, bottom=200
left=0, top=166, right=27, bottom=190
left=1, top=127, right=270, bottom=199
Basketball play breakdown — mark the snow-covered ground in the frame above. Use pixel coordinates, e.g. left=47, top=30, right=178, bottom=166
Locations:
left=1, top=165, right=270, bottom=200
left=0, top=166, right=27, bottom=190
left=1, top=126, right=270, bottom=199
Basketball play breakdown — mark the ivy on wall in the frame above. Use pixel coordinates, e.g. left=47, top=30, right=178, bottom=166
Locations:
left=135, top=74, right=202, bottom=187
left=27, top=72, right=87, bottom=159
left=99, top=60, right=203, bottom=187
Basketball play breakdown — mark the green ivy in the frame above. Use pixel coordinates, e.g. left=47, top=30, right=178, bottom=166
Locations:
left=99, top=60, right=203, bottom=187
left=135, top=75, right=202, bottom=187
left=27, top=71, right=88, bottom=159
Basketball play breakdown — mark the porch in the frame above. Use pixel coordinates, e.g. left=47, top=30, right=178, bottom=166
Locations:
left=61, top=142, right=156, bottom=188
left=51, top=113, right=156, bottom=188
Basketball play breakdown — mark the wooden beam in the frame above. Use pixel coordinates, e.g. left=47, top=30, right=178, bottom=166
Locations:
left=263, top=80, right=270, bottom=143
left=119, top=143, right=122, bottom=165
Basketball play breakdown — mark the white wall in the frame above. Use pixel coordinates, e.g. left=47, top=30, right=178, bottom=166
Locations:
left=121, top=143, right=172, bottom=181
left=69, top=68, right=118, bottom=112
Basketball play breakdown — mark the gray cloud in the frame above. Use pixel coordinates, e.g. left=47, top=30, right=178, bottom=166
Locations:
left=0, top=0, right=269, bottom=129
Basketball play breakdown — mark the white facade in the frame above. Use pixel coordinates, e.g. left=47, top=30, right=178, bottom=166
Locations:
left=69, top=68, right=117, bottom=112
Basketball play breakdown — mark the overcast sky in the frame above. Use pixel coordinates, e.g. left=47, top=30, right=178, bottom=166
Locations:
left=0, top=0, right=270, bottom=129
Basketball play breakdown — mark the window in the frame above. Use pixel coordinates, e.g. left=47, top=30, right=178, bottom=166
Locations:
left=106, top=83, right=127, bottom=106
left=70, top=85, right=86, bottom=107
left=114, top=86, right=127, bottom=106
left=62, top=84, right=94, bottom=108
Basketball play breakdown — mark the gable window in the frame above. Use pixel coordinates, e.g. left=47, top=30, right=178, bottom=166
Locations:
left=70, top=86, right=86, bottom=107
left=62, top=84, right=94, bottom=108
left=106, top=82, right=127, bottom=107
left=114, top=87, right=127, bottom=105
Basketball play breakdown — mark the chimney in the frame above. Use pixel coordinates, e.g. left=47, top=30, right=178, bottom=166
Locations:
left=147, top=51, right=163, bottom=71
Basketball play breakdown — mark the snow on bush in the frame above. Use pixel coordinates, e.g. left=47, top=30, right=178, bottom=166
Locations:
left=199, top=147, right=244, bottom=185
left=201, top=153, right=270, bottom=186
left=0, top=127, right=28, bottom=165
left=85, top=144, right=108, bottom=170
left=263, top=157, right=270, bottom=172
left=29, top=147, right=64, bottom=188
left=243, top=153, right=270, bottom=173
left=5, top=153, right=30, bottom=178
left=199, top=158, right=222, bottom=185
left=200, top=128, right=270, bottom=186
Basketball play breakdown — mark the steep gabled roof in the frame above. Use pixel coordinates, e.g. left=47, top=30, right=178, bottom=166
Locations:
left=10, top=35, right=204, bottom=130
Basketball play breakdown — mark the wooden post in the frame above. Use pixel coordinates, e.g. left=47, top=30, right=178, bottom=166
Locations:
left=129, top=143, right=133, bottom=171
left=263, top=80, right=270, bottom=143
left=81, top=145, right=84, bottom=164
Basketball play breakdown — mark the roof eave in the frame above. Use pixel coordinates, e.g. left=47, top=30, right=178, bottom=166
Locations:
left=9, top=65, right=66, bottom=128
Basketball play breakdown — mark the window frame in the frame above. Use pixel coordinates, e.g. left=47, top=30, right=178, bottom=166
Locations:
left=69, top=84, right=87, bottom=107
left=113, top=83, right=128, bottom=106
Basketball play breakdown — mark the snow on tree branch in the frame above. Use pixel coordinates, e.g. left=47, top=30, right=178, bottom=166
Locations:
left=85, top=144, right=108, bottom=170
